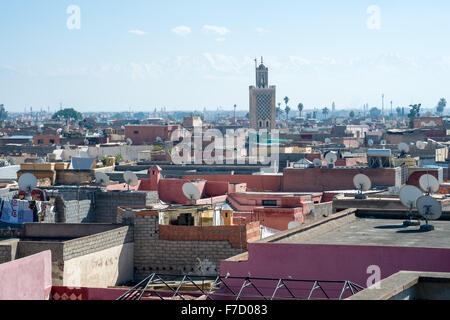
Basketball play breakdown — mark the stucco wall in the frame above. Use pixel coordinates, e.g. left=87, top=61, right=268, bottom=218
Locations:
left=63, top=242, right=134, bottom=288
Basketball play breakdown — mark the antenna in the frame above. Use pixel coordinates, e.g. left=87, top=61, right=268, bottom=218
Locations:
left=123, top=171, right=138, bottom=191
left=95, top=172, right=110, bottom=187
left=419, top=174, right=439, bottom=195
left=182, top=182, right=201, bottom=202
left=416, top=196, right=442, bottom=232
left=313, top=158, right=322, bottom=167
left=325, top=152, right=337, bottom=168
left=399, top=185, right=423, bottom=226
left=18, top=173, right=37, bottom=199
left=353, top=174, right=372, bottom=199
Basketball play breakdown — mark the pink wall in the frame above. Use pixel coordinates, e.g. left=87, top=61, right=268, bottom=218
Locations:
left=0, top=251, right=52, bottom=300
left=219, top=243, right=450, bottom=298
left=182, top=174, right=282, bottom=192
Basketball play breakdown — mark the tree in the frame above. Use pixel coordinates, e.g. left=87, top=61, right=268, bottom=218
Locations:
left=285, top=106, right=291, bottom=120
left=408, top=104, right=421, bottom=128
left=52, top=108, right=83, bottom=120
left=396, top=107, right=402, bottom=117
left=369, top=107, right=381, bottom=118
left=297, top=103, right=304, bottom=117
left=349, top=111, right=355, bottom=118
left=284, top=96, right=289, bottom=107
left=0, top=104, right=7, bottom=122
left=322, top=107, right=329, bottom=119
left=276, top=103, right=284, bottom=120
left=437, top=98, right=447, bottom=116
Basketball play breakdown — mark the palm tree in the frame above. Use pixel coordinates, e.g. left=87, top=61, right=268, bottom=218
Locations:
left=285, top=106, right=291, bottom=120
left=437, top=98, right=447, bottom=116
left=349, top=111, right=355, bottom=118
left=276, top=103, right=283, bottom=120
left=284, top=96, right=289, bottom=107
left=322, top=107, right=329, bottom=119
left=297, top=103, right=304, bottom=117
left=396, top=107, right=402, bottom=118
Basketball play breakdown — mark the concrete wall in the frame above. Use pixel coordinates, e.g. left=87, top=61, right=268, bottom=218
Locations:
left=0, top=251, right=52, bottom=300
left=0, top=239, right=19, bottom=264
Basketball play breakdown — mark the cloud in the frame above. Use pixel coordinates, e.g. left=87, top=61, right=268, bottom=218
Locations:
left=172, top=25, right=192, bottom=37
left=202, top=25, right=230, bottom=36
left=129, top=29, right=147, bottom=36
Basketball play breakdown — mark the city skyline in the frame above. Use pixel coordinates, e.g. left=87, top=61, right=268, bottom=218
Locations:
left=1, top=1, right=450, bottom=112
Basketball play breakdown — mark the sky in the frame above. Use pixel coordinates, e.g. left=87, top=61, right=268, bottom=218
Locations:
left=1, top=0, right=450, bottom=113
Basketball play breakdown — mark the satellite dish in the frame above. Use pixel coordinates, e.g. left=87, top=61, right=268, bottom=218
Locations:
left=416, top=141, right=427, bottom=150
left=419, top=174, right=439, bottom=194
left=325, top=152, right=337, bottom=166
left=380, top=140, right=387, bottom=146
left=288, top=221, right=302, bottom=230
left=399, top=185, right=423, bottom=227
left=368, top=139, right=374, bottom=147
left=126, top=138, right=133, bottom=146
left=182, top=182, right=201, bottom=201
left=325, top=138, right=331, bottom=144
left=6, top=156, right=14, bottom=165
left=84, top=139, right=89, bottom=146
left=398, top=143, right=410, bottom=154
left=95, top=172, right=110, bottom=187
left=123, top=171, right=138, bottom=190
left=57, top=128, right=63, bottom=134
left=416, top=195, right=442, bottom=231
left=353, top=174, right=372, bottom=199
left=18, top=173, right=37, bottom=193
left=357, top=138, right=364, bottom=145
left=313, top=159, right=322, bottom=167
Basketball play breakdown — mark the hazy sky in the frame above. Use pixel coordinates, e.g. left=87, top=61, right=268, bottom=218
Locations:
left=1, top=0, right=450, bottom=113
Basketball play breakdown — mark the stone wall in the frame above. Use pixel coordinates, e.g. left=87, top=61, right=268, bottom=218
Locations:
left=131, top=210, right=259, bottom=280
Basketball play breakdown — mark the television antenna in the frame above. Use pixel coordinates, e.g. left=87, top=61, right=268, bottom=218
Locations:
left=416, top=196, right=442, bottom=232
left=18, top=173, right=37, bottom=200
left=399, top=185, right=423, bottom=226
left=325, top=152, right=337, bottom=168
left=182, top=182, right=201, bottom=202
left=313, top=158, right=322, bottom=167
left=95, top=172, right=110, bottom=187
left=353, top=174, right=371, bottom=199
left=419, top=174, right=439, bottom=195
left=123, top=171, right=138, bottom=191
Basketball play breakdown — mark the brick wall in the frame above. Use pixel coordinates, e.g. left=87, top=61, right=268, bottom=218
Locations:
left=55, top=199, right=93, bottom=223
left=131, top=210, right=259, bottom=280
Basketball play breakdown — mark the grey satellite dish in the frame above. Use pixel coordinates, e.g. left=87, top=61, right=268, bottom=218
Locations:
left=95, top=172, right=110, bottom=187
left=353, top=174, right=372, bottom=199
left=182, top=182, right=201, bottom=201
left=399, top=185, right=423, bottom=226
left=357, top=138, right=364, bottom=145
left=126, top=138, right=133, bottom=146
left=416, top=196, right=442, bottom=231
left=398, top=143, right=410, bottom=154
left=288, top=221, right=302, bottom=230
left=368, top=139, right=374, bottom=147
left=155, top=136, right=163, bottom=143
left=84, top=139, right=89, bottom=146
left=6, top=156, right=14, bottom=165
left=325, top=138, right=331, bottom=144
left=416, top=141, right=427, bottom=150
left=313, top=159, right=322, bottom=167
left=419, top=174, right=439, bottom=194
left=18, top=173, right=37, bottom=193
left=57, top=128, right=63, bottom=134
left=325, top=152, right=337, bottom=167
left=123, top=171, right=138, bottom=191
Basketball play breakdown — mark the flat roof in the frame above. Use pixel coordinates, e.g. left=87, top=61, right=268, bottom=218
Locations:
left=277, top=216, right=450, bottom=249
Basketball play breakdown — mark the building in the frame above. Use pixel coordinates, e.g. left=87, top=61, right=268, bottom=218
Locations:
left=249, top=58, right=276, bottom=130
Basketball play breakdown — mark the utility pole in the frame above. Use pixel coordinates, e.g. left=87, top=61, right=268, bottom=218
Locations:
left=382, top=94, right=384, bottom=116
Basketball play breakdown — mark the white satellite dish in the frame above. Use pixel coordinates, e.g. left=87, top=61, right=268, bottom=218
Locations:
left=419, top=174, right=439, bottom=194
left=368, top=139, right=374, bottom=147
left=95, top=172, right=110, bottom=187
left=399, top=185, right=423, bottom=226
left=288, top=221, right=302, bottom=230
left=182, top=182, right=201, bottom=201
left=325, top=138, right=331, bottom=144
left=18, top=173, right=37, bottom=193
left=398, top=143, right=410, bottom=154
left=416, top=141, right=427, bottom=150
left=325, top=152, right=338, bottom=166
left=126, top=138, right=133, bottom=146
left=84, top=139, right=89, bottom=145
left=313, top=159, right=322, bottom=167
left=123, top=171, right=138, bottom=190
left=6, top=156, right=14, bottom=165
left=353, top=174, right=372, bottom=191
left=416, top=195, right=442, bottom=231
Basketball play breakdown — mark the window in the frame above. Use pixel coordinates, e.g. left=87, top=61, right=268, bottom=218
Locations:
left=134, top=131, right=139, bottom=135
left=262, top=200, right=277, bottom=206
left=37, top=139, right=43, bottom=145
left=49, top=139, right=55, bottom=144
